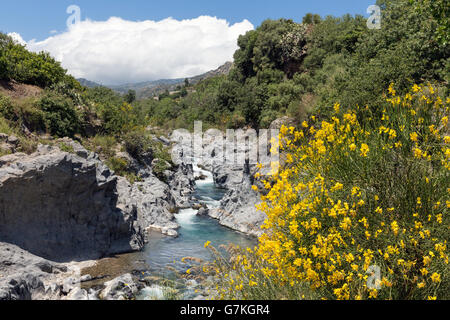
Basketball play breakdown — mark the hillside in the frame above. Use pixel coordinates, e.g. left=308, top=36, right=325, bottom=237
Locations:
left=81, top=61, right=233, bottom=100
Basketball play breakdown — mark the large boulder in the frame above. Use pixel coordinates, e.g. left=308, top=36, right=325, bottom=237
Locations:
left=209, top=162, right=266, bottom=237
left=0, top=143, right=145, bottom=262
left=100, top=273, right=139, bottom=300
left=0, top=242, right=70, bottom=300
left=117, top=175, right=180, bottom=237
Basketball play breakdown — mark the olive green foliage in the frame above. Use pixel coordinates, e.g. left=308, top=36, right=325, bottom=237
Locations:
left=38, top=92, right=81, bottom=138
left=410, top=0, right=450, bottom=45
left=58, top=142, right=75, bottom=154
left=0, top=33, right=78, bottom=89
left=124, top=89, right=136, bottom=103
left=137, top=0, right=448, bottom=130
left=0, top=94, right=14, bottom=119
left=106, top=157, right=129, bottom=176
left=123, top=129, right=152, bottom=162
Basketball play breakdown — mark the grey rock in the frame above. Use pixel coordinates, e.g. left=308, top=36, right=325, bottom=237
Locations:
left=80, top=274, right=92, bottom=282
left=6, top=135, right=19, bottom=146
left=117, top=175, right=179, bottom=238
left=66, top=287, right=89, bottom=300
left=170, top=129, right=266, bottom=237
left=0, top=133, right=8, bottom=141
left=0, top=242, right=64, bottom=300
left=167, top=163, right=195, bottom=208
left=100, top=274, right=138, bottom=300
left=197, top=207, right=209, bottom=216
left=269, top=116, right=296, bottom=130
left=35, top=261, right=53, bottom=274
left=0, top=143, right=145, bottom=262
left=158, top=136, right=171, bottom=146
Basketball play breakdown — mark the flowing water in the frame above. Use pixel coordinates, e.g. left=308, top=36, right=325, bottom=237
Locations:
left=136, top=162, right=256, bottom=299
left=143, top=163, right=256, bottom=273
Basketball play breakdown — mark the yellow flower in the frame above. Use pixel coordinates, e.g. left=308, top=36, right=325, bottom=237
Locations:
left=368, top=289, right=378, bottom=299
left=430, top=273, right=441, bottom=283
left=410, top=132, right=418, bottom=142
left=388, top=83, right=396, bottom=96
left=360, top=144, right=370, bottom=157
left=334, top=102, right=340, bottom=113
left=413, top=148, right=422, bottom=159
left=204, top=241, right=211, bottom=248
left=331, top=182, right=344, bottom=191
left=420, top=268, right=428, bottom=276
left=391, top=221, right=399, bottom=236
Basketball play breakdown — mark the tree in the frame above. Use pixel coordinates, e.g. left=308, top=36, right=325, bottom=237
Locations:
left=302, top=13, right=322, bottom=24
left=124, top=89, right=136, bottom=103
left=410, top=0, right=450, bottom=45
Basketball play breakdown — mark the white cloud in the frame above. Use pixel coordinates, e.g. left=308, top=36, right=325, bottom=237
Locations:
left=15, top=16, right=253, bottom=85
left=7, top=32, right=26, bottom=46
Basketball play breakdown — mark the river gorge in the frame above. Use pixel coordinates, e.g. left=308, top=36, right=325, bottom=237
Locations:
left=0, top=128, right=269, bottom=300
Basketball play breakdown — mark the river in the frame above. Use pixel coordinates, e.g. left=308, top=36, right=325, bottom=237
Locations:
left=136, top=162, right=256, bottom=299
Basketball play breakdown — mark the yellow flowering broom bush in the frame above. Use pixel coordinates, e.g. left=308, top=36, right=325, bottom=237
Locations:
left=206, top=84, right=449, bottom=300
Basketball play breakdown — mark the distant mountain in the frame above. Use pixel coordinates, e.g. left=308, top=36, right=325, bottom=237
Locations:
left=77, top=78, right=103, bottom=88
left=78, top=62, right=233, bottom=100
left=109, top=78, right=184, bottom=96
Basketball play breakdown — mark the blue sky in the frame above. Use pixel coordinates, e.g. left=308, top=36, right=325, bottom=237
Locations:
left=1, top=0, right=374, bottom=41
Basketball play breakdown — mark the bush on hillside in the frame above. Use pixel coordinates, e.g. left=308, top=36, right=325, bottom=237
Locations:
left=38, top=92, right=81, bottom=138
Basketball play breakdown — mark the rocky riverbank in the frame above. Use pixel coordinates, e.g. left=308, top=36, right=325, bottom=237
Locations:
left=0, top=120, right=280, bottom=300
left=170, top=127, right=273, bottom=237
left=0, top=135, right=195, bottom=299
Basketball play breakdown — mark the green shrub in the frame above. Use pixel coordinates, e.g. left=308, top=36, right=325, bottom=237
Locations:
left=0, top=94, right=14, bottom=119
left=0, top=116, right=13, bottom=134
left=87, top=135, right=117, bottom=158
left=58, top=142, right=75, bottom=154
left=123, top=129, right=152, bottom=163
left=106, top=157, right=129, bottom=176
left=0, top=33, right=69, bottom=88
left=14, top=97, right=46, bottom=132
left=38, top=92, right=81, bottom=137
left=206, top=84, right=449, bottom=300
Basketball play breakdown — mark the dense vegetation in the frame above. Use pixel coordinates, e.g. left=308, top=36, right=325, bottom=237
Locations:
left=0, top=33, right=171, bottom=178
left=205, top=85, right=449, bottom=300
left=135, top=0, right=448, bottom=130
left=0, top=0, right=448, bottom=300
left=195, top=0, right=449, bottom=301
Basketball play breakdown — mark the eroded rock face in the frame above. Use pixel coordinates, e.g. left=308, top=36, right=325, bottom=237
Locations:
left=170, top=129, right=267, bottom=236
left=0, top=143, right=144, bottom=262
left=0, top=242, right=71, bottom=300
left=209, top=162, right=266, bottom=237
left=167, top=163, right=195, bottom=208
left=117, top=175, right=180, bottom=237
